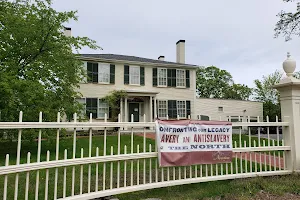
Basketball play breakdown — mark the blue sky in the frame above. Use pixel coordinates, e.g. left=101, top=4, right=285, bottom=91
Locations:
left=53, top=0, right=300, bottom=87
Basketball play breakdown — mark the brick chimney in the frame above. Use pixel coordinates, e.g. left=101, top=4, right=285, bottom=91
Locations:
left=64, top=27, right=71, bottom=37
left=158, top=56, right=165, bottom=61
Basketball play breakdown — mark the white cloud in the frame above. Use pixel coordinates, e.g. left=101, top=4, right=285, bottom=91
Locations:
left=53, top=0, right=300, bottom=87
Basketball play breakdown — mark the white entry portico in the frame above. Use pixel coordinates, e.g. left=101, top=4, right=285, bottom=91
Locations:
left=120, top=90, right=159, bottom=122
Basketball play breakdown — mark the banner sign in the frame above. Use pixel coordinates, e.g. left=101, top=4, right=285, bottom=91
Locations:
left=156, top=120, right=233, bottom=167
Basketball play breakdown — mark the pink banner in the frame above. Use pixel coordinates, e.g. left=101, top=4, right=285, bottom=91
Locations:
left=156, top=120, right=233, bottom=167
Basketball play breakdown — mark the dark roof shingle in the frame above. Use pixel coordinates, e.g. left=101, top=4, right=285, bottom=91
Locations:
left=80, top=54, right=197, bottom=67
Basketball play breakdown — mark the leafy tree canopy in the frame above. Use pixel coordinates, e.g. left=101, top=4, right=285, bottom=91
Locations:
left=0, top=0, right=99, bottom=122
left=196, top=66, right=252, bottom=100
left=253, top=71, right=282, bottom=121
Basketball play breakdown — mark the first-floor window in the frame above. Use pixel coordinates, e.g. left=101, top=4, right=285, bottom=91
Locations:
left=177, top=100, right=186, bottom=118
left=98, top=100, right=109, bottom=118
left=199, top=115, right=210, bottom=121
left=83, top=98, right=110, bottom=119
left=86, top=98, right=98, bottom=118
left=158, top=100, right=167, bottom=118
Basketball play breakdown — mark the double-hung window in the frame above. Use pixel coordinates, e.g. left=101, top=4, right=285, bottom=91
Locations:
left=87, top=62, right=98, bottom=83
left=99, top=64, right=110, bottom=83
left=158, top=68, right=167, bottom=86
left=177, top=100, right=186, bottom=118
left=83, top=98, right=109, bottom=119
left=130, top=66, right=140, bottom=85
left=158, top=100, right=168, bottom=118
left=98, top=100, right=109, bottom=118
left=176, top=69, right=185, bottom=87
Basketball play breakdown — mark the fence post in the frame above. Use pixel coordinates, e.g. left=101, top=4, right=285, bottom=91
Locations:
left=274, top=52, right=300, bottom=172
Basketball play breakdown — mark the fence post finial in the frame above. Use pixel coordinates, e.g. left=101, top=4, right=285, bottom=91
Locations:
left=283, top=52, right=296, bottom=77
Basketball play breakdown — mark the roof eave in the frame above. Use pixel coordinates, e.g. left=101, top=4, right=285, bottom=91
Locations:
left=78, top=56, right=199, bottom=68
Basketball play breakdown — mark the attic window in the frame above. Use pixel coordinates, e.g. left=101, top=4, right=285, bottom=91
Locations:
left=218, top=107, right=223, bottom=112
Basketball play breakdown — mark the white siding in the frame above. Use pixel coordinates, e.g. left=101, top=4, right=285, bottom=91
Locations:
left=195, top=98, right=263, bottom=121
left=78, top=61, right=197, bottom=120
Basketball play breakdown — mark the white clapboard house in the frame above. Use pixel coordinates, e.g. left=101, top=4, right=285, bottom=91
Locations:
left=68, top=28, right=262, bottom=123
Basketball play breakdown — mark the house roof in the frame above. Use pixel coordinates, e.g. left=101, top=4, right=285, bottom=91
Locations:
left=79, top=54, right=198, bottom=68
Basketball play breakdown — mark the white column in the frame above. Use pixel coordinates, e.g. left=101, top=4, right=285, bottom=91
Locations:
left=120, top=98, right=123, bottom=122
left=124, top=97, right=128, bottom=122
left=274, top=52, right=300, bottom=171
left=149, top=96, right=153, bottom=122
left=154, top=96, right=157, bottom=120
left=276, top=81, right=300, bottom=171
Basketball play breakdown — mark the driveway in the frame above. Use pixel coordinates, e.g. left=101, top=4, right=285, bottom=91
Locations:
left=254, top=134, right=283, bottom=141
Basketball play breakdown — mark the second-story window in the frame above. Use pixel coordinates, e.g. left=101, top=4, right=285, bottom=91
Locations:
left=176, top=69, right=185, bottom=87
left=87, top=62, right=115, bottom=84
left=87, top=62, right=98, bottom=83
left=130, top=66, right=140, bottom=85
left=99, top=64, right=110, bottom=83
left=158, top=68, right=167, bottom=86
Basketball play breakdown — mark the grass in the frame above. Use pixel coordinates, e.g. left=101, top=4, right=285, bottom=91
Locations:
left=117, top=174, right=300, bottom=200
left=0, top=133, right=284, bottom=199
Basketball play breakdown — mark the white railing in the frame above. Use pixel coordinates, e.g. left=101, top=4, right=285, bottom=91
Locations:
left=0, top=112, right=291, bottom=200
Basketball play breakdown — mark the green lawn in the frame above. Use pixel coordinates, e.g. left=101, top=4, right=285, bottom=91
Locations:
left=117, top=174, right=300, bottom=200
left=0, top=133, right=284, bottom=199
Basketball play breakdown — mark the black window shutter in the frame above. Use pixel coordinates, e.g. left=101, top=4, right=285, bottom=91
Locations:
left=167, top=69, right=172, bottom=86
left=87, top=62, right=93, bottom=83
left=153, top=68, right=157, bottom=86
left=108, top=106, right=112, bottom=119
left=186, top=100, right=191, bottom=118
left=110, top=64, right=115, bottom=84
left=92, top=63, right=98, bottom=83
left=168, top=100, right=177, bottom=119
left=124, top=65, right=129, bottom=84
left=186, top=70, right=190, bottom=88
left=140, top=67, right=145, bottom=85
left=171, top=69, right=176, bottom=87
left=86, top=98, right=98, bottom=118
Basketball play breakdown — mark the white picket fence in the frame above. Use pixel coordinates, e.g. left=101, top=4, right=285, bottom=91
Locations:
left=0, top=112, right=291, bottom=200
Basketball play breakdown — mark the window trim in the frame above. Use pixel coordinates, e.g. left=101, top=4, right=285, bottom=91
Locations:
left=157, top=100, right=168, bottom=118
left=176, top=69, right=186, bottom=88
left=177, top=100, right=186, bottom=119
left=129, top=65, right=141, bottom=85
left=157, top=68, right=167, bottom=87
left=98, top=63, right=110, bottom=84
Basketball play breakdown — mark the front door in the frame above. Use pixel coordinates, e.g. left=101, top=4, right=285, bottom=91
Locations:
left=129, top=103, right=139, bottom=122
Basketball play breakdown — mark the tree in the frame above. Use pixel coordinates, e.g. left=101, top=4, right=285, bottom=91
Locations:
left=102, top=90, right=127, bottom=122
left=0, top=0, right=99, bottom=122
left=223, top=83, right=253, bottom=101
left=253, top=71, right=282, bottom=104
left=253, top=70, right=283, bottom=121
left=196, top=66, right=252, bottom=100
left=275, top=0, right=300, bottom=41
